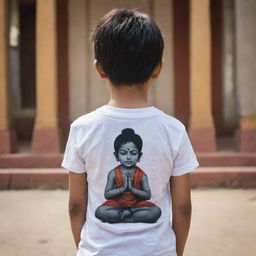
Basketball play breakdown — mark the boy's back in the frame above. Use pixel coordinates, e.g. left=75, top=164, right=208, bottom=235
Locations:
left=62, top=104, right=199, bottom=255
left=62, top=8, right=199, bottom=256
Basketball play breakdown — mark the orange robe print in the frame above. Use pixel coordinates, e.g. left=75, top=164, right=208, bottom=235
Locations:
left=101, top=165, right=156, bottom=208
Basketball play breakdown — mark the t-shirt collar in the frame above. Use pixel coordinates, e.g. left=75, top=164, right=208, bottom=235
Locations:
left=97, top=104, right=159, bottom=118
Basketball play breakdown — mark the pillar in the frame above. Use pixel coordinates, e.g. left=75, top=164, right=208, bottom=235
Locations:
left=57, top=0, right=69, bottom=144
left=222, top=0, right=237, bottom=133
left=68, top=0, right=88, bottom=120
left=234, top=0, right=256, bottom=152
left=0, top=0, right=17, bottom=153
left=189, top=0, right=216, bottom=152
left=173, top=0, right=190, bottom=127
left=153, top=0, right=174, bottom=116
left=31, top=0, right=61, bottom=153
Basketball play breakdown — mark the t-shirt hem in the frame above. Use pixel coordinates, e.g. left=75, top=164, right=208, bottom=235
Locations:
left=61, top=161, right=86, bottom=173
left=172, top=160, right=199, bottom=176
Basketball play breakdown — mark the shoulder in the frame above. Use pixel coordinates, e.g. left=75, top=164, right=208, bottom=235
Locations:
left=136, top=166, right=147, bottom=177
left=155, top=109, right=186, bottom=133
left=153, top=109, right=187, bottom=152
left=108, top=168, right=116, bottom=177
left=68, top=107, right=108, bottom=139
left=70, top=108, right=103, bottom=130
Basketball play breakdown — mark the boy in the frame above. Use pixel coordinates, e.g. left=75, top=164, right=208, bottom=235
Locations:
left=62, top=8, right=199, bottom=256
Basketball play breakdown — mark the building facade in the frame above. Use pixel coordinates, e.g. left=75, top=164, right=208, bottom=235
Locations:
left=0, top=0, right=256, bottom=168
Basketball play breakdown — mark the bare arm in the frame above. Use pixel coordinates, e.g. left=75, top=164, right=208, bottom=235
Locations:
left=130, top=175, right=151, bottom=200
left=68, top=171, right=88, bottom=248
left=104, top=170, right=127, bottom=199
left=170, top=173, right=192, bottom=256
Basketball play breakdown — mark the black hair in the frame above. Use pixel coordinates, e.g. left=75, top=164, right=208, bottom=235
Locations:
left=91, top=8, right=164, bottom=87
left=114, top=128, right=143, bottom=154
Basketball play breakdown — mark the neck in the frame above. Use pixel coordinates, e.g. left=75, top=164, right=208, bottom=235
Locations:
left=120, top=165, right=136, bottom=173
left=106, top=80, right=152, bottom=108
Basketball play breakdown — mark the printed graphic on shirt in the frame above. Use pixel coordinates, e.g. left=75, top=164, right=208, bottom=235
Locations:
left=95, top=128, right=161, bottom=223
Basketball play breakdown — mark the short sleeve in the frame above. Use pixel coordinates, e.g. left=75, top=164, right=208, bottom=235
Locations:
left=172, top=128, right=199, bottom=176
left=61, top=126, right=86, bottom=173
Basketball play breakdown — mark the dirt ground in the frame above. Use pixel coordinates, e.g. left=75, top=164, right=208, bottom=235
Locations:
left=0, top=188, right=255, bottom=256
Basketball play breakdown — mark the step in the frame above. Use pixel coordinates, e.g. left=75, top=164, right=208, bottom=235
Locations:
left=0, top=152, right=256, bottom=168
left=0, top=167, right=256, bottom=189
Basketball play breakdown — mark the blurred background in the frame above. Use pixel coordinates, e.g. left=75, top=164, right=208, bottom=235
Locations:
left=0, top=0, right=255, bottom=255
left=1, top=0, right=256, bottom=156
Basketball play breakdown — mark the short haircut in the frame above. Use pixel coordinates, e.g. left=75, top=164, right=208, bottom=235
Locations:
left=91, top=8, right=164, bottom=86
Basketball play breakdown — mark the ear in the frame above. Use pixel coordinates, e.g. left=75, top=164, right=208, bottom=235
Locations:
left=152, top=60, right=163, bottom=79
left=137, top=152, right=143, bottom=162
left=94, top=59, right=106, bottom=79
left=113, top=152, right=119, bottom=162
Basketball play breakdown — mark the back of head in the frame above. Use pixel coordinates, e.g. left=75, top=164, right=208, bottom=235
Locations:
left=91, top=8, right=164, bottom=87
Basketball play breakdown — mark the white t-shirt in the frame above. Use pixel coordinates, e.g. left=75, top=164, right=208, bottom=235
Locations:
left=62, top=105, right=199, bottom=256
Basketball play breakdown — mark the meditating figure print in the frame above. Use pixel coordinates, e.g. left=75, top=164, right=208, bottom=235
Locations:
left=95, top=128, right=161, bottom=223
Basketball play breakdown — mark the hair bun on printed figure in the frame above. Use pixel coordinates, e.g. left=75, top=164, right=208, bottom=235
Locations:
left=114, top=128, right=143, bottom=154
left=121, top=128, right=135, bottom=136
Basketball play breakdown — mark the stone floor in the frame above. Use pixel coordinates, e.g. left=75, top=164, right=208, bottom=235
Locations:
left=0, top=188, right=255, bottom=256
